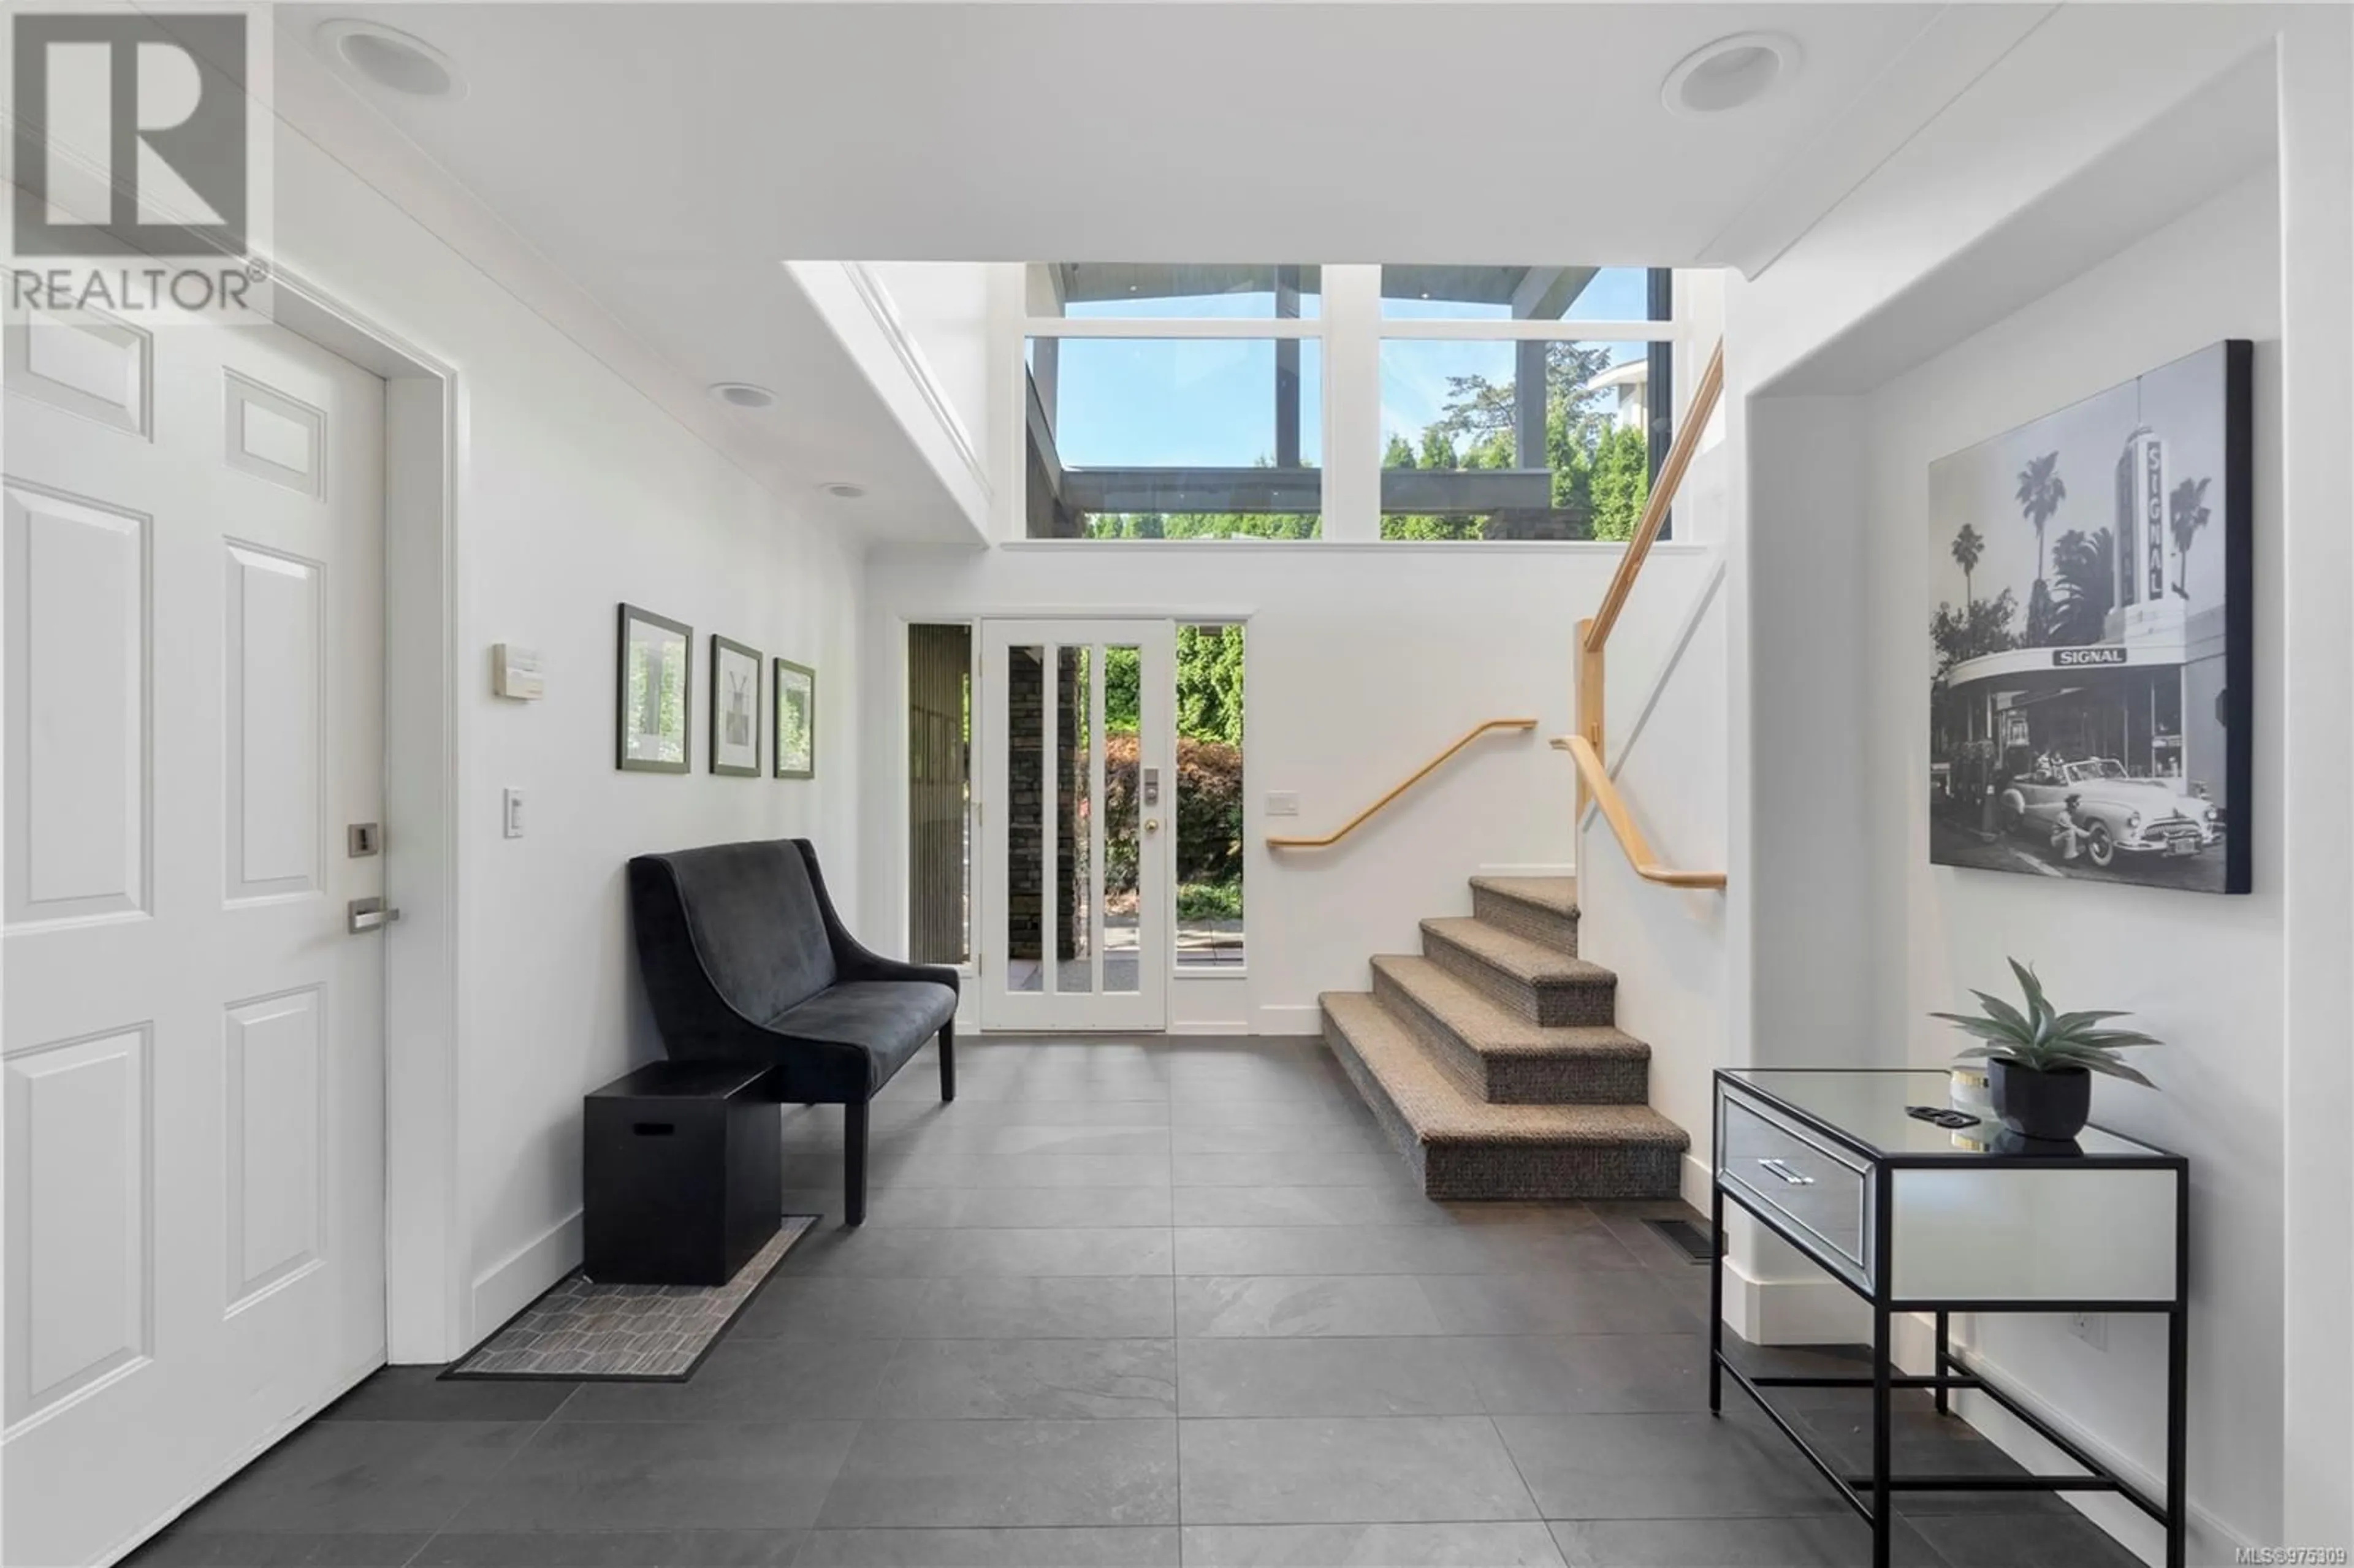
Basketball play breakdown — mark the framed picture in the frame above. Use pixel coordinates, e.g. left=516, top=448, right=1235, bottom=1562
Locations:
left=709, top=636, right=763, bottom=777
left=615, top=604, right=691, bottom=773
left=774, top=658, right=815, bottom=779
left=1927, top=340, right=2252, bottom=894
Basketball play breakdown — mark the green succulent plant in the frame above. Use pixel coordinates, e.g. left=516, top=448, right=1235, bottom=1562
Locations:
left=1930, top=959, right=2162, bottom=1086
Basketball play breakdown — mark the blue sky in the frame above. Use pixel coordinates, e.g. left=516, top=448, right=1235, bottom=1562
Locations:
left=1044, top=268, right=1655, bottom=470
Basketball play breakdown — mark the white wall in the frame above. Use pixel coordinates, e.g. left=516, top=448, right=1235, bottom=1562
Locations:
left=1571, top=570, right=1726, bottom=1209
left=2268, top=21, right=2354, bottom=1549
left=275, top=103, right=865, bottom=1353
left=1859, top=172, right=2283, bottom=1564
left=1570, top=434, right=1731, bottom=1211
left=1713, top=10, right=2351, bottom=1557
left=1740, top=393, right=1878, bottom=1073
left=1732, top=6, right=2299, bottom=393
left=862, top=262, right=991, bottom=449
left=789, top=261, right=992, bottom=542
left=1577, top=414, right=1857, bottom=1338
left=858, top=542, right=1712, bottom=1032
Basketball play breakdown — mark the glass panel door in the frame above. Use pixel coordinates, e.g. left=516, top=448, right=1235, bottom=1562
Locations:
left=980, top=620, right=1174, bottom=1031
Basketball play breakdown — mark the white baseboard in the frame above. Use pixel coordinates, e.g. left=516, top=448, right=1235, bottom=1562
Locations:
left=1254, top=1003, right=1323, bottom=1037
left=468, top=1208, right=582, bottom=1345
left=1474, top=861, right=1576, bottom=878
left=1680, top=1151, right=1713, bottom=1214
left=1167, top=1019, right=1253, bottom=1037
left=1737, top=1301, right=2248, bottom=1565
left=1937, top=1336, right=2252, bottom=1567
left=1717, top=1254, right=1870, bottom=1345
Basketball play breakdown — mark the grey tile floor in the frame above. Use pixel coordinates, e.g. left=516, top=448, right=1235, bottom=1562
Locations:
left=131, top=1036, right=2146, bottom=1568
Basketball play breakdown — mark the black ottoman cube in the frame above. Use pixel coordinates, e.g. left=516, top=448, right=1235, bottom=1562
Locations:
left=584, top=1061, right=780, bottom=1286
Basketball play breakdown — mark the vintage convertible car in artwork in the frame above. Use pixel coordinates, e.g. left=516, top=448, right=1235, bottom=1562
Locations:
left=2000, top=758, right=2222, bottom=867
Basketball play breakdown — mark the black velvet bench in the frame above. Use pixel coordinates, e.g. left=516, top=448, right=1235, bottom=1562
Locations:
left=627, top=838, right=958, bottom=1226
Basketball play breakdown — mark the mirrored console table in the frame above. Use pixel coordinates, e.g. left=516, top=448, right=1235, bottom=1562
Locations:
left=1710, top=1067, right=2188, bottom=1568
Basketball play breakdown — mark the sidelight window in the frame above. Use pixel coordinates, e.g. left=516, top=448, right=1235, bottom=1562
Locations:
left=907, top=623, right=973, bottom=967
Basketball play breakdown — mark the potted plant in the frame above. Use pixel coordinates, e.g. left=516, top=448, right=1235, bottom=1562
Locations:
left=1929, top=959, right=2160, bottom=1140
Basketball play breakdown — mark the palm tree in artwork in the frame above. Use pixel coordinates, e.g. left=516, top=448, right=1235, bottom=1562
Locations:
left=2169, top=476, right=2211, bottom=599
left=1951, top=523, right=1985, bottom=606
left=2050, top=527, right=2116, bottom=646
left=2015, top=452, right=2067, bottom=583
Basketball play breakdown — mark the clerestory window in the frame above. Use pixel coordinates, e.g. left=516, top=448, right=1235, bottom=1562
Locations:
left=1020, top=263, right=1679, bottom=542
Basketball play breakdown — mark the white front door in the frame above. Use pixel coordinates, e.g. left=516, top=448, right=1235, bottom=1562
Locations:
left=980, top=620, right=1173, bottom=1032
left=3, top=305, right=388, bottom=1566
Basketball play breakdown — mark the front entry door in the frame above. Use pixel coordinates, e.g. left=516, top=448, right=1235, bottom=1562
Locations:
left=980, top=620, right=1173, bottom=1032
left=4, top=307, right=388, bottom=1566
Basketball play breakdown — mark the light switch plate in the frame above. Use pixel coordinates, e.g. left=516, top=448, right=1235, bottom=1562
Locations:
left=1265, top=791, right=1301, bottom=817
left=502, top=788, right=525, bottom=839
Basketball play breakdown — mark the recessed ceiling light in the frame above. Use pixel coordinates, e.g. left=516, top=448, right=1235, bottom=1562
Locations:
left=1662, top=32, right=1800, bottom=118
left=820, top=482, right=867, bottom=500
left=316, top=20, right=465, bottom=100
left=709, top=382, right=775, bottom=409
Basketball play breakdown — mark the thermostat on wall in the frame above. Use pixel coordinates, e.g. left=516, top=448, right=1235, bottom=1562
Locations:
left=492, top=644, right=544, bottom=700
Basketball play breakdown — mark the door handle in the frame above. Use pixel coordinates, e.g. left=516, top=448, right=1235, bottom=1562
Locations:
left=1144, top=818, right=1160, bottom=833
left=348, top=897, right=403, bottom=934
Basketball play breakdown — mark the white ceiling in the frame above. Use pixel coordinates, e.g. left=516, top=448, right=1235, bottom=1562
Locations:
left=273, top=2, right=2054, bottom=538
left=1767, top=44, right=2280, bottom=395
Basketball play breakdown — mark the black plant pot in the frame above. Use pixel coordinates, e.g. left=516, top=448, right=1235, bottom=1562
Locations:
left=1989, top=1060, right=2092, bottom=1141
left=1991, top=1129, right=2084, bottom=1157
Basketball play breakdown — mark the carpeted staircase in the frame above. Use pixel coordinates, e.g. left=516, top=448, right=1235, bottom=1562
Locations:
left=1320, top=875, right=1689, bottom=1200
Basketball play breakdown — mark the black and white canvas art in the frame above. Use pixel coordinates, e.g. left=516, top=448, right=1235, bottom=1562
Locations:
left=1928, top=341, right=2252, bottom=894
left=710, top=636, right=762, bottom=777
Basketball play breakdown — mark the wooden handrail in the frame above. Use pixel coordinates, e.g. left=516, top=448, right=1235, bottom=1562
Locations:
left=1583, top=340, right=1724, bottom=655
left=1267, top=718, right=1537, bottom=849
left=1570, top=339, right=1727, bottom=861
left=1553, top=734, right=1725, bottom=889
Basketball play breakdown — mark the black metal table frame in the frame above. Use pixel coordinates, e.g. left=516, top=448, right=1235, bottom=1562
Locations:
left=1707, top=1072, right=2190, bottom=1568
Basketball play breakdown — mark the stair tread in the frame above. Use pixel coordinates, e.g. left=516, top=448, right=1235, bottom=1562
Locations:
left=1321, top=993, right=1688, bottom=1149
left=1421, top=917, right=1614, bottom=987
left=1371, top=954, right=1647, bottom=1061
left=1468, top=875, right=1580, bottom=918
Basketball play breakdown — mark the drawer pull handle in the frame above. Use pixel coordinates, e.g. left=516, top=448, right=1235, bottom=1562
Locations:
left=1756, top=1157, right=1814, bottom=1186
left=633, top=1122, right=676, bottom=1136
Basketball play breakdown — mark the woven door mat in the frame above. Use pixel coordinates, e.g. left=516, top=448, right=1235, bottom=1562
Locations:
left=442, top=1216, right=817, bottom=1382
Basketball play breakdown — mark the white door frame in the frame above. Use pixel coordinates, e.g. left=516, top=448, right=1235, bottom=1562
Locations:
left=975, top=617, right=1175, bottom=1033
left=267, top=269, right=464, bottom=1366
